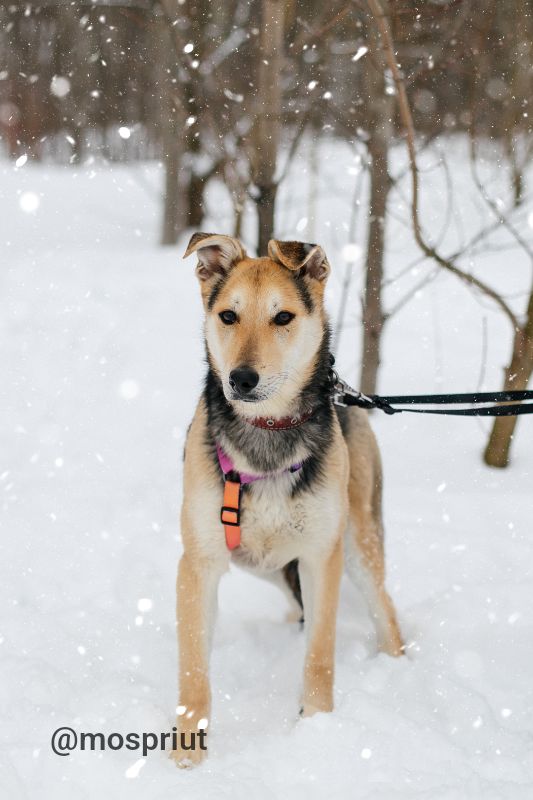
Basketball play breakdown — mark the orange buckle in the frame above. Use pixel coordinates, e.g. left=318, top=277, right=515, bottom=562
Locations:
left=221, top=479, right=242, bottom=550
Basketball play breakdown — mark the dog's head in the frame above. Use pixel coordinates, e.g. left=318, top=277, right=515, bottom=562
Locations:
left=184, top=232, right=331, bottom=417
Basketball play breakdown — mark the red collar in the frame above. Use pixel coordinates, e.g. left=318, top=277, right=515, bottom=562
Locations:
left=245, top=408, right=315, bottom=430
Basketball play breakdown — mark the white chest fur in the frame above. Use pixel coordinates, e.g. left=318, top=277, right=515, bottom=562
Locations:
left=233, top=473, right=343, bottom=571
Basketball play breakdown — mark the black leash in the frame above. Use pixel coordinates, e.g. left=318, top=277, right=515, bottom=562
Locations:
left=333, top=385, right=533, bottom=416
left=328, top=359, right=533, bottom=417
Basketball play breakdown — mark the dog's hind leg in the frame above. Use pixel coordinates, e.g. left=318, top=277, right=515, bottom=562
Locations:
left=343, top=433, right=403, bottom=656
left=340, top=409, right=403, bottom=656
left=345, top=520, right=403, bottom=657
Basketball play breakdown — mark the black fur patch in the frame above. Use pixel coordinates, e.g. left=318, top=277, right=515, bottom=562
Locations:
left=207, top=273, right=229, bottom=310
left=282, top=559, right=303, bottom=613
left=291, top=271, right=314, bottom=313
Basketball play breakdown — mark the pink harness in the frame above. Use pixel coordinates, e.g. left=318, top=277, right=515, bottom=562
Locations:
left=216, top=444, right=303, bottom=549
left=216, top=444, right=303, bottom=484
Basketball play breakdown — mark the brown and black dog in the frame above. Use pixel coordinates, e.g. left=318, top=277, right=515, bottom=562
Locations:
left=172, top=233, right=403, bottom=767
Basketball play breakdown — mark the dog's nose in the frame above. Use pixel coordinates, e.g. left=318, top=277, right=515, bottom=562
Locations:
left=229, top=366, right=259, bottom=395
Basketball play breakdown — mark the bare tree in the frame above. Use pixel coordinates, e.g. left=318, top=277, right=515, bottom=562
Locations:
left=482, top=0, right=533, bottom=466
left=251, top=0, right=287, bottom=255
left=156, top=4, right=186, bottom=246
left=484, top=293, right=533, bottom=467
left=359, top=2, right=394, bottom=396
left=366, top=0, right=533, bottom=469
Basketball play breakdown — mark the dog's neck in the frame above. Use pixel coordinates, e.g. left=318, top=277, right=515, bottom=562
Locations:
left=204, top=335, right=335, bottom=479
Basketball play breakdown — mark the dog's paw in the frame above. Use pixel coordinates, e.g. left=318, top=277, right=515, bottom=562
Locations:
left=378, top=633, right=405, bottom=657
left=169, top=745, right=207, bottom=769
left=168, top=717, right=209, bottom=769
left=300, top=701, right=333, bottom=718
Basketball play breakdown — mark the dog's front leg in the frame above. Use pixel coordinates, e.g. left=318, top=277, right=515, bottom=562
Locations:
left=171, top=551, right=224, bottom=768
left=299, top=537, right=343, bottom=717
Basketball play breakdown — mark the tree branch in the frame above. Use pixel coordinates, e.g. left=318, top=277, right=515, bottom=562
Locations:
left=366, top=0, right=521, bottom=331
left=468, top=135, right=533, bottom=265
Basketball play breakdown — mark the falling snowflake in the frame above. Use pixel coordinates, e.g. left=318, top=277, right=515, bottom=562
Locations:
left=119, top=380, right=139, bottom=400
left=352, top=46, right=368, bottom=62
left=50, top=75, right=71, bottom=98
left=342, top=243, right=362, bottom=262
left=19, top=192, right=40, bottom=213
left=125, top=758, right=146, bottom=779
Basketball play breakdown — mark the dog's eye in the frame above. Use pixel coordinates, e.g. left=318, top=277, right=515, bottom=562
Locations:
left=273, top=311, right=295, bottom=326
left=219, top=310, right=237, bottom=325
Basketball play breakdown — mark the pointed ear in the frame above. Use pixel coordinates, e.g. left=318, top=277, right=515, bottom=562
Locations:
left=183, top=232, right=246, bottom=281
left=267, top=239, right=330, bottom=282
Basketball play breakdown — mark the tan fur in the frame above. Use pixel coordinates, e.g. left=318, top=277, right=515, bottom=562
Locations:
left=342, top=407, right=403, bottom=656
left=301, top=536, right=344, bottom=715
left=171, top=235, right=403, bottom=766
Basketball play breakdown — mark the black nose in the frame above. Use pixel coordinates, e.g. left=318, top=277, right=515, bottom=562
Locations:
left=229, top=366, right=260, bottom=395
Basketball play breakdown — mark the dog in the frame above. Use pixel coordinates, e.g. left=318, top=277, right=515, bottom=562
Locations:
left=172, top=233, right=403, bottom=767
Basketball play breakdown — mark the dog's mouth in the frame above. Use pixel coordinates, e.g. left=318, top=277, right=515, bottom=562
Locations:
left=227, top=388, right=265, bottom=404
left=225, top=382, right=274, bottom=405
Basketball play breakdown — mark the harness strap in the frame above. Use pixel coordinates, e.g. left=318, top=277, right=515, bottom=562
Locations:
left=216, top=443, right=303, bottom=550
left=220, top=479, right=242, bottom=550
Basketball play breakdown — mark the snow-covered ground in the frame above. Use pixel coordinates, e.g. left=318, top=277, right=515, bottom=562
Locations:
left=1, top=139, right=532, bottom=799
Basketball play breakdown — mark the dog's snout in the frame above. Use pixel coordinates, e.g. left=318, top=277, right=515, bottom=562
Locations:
left=229, top=366, right=260, bottom=395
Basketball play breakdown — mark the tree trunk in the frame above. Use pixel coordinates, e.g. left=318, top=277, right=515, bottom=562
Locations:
left=360, top=6, right=393, bottom=396
left=360, top=137, right=390, bottom=395
left=484, top=292, right=533, bottom=467
left=184, top=81, right=206, bottom=230
left=505, top=134, right=524, bottom=208
left=252, top=0, right=285, bottom=254
left=256, top=184, right=277, bottom=256
left=158, top=13, right=185, bottom=246
left=187, top=170, right=207, bottom=229
left=159, top=0, right=209, bottom=240
left=232, top=185, right=246, bottom=239
left=54, top=6, right=84, bottom=163
left=161, top=110, right=182, bottom=245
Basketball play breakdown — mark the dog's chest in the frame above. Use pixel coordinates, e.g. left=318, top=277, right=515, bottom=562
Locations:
left=231, top=476, right=328, bottom=571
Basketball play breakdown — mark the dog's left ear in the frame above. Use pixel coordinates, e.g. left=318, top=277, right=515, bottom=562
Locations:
left=183, top=232, right=246, bottom=281
left=268, top=239, right=330, bottom=282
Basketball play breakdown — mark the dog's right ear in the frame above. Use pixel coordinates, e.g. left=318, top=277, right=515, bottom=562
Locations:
left=183, top=232, right=246, bottom=282
left=268, top=239, right=330, bottom=282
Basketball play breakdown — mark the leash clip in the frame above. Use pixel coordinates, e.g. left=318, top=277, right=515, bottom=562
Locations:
left=332, top=375, right=376, bottom=410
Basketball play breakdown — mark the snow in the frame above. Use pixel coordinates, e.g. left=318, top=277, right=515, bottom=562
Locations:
left=1, top=139, right=532, bottom=799
left=50, top=76, right=71, bottom=99
left=352, top=46, right=369, bottom=62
